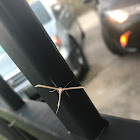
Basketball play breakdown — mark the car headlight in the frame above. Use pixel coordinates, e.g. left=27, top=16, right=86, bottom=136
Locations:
left=106, top=10, right=128, bottom=23
left=106, top=4, right=140, bottom=23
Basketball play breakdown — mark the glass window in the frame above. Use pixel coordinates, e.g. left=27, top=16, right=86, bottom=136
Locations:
left=0, top=46, right=4, bottom=55
left=31, top=1, right=51, bottom=25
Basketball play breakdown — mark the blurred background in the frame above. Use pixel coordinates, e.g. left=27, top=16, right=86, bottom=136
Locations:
left=0, top=2, right=140, bottom=136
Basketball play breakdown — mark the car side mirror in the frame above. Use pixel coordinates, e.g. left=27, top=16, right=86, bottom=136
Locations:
left=53, top=4, right=62, bottom=12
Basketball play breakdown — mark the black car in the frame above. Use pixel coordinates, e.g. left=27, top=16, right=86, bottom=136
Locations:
left=99, top=0, right=140, bottom=55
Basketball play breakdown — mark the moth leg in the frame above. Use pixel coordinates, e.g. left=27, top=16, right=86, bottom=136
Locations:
left=49, top=89, right=56, bottom=93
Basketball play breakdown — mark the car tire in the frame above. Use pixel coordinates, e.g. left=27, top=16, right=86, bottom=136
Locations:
left=70, top=38, right=89, bottom=77
left=82, top=31, right=86, bottom=40
left=79, top=48, right=89, bottom=73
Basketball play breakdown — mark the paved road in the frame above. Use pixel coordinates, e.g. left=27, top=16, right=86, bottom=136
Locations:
left=78, top=11, right=140, bottom=120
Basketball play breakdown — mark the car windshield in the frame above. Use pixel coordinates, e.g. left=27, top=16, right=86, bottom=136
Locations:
left=31, top=1, right=51, bottom=25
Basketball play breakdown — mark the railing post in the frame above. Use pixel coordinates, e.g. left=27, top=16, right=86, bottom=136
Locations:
left=0, top=76, right=24, bottom=110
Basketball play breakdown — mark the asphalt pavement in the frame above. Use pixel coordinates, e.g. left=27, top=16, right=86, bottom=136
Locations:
left=78, top=11, right=140, bottom=120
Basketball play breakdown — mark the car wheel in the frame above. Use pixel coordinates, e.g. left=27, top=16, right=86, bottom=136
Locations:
left=70, top=38, right=89, bottom=76
left=82, top=31, right=86, bottom=40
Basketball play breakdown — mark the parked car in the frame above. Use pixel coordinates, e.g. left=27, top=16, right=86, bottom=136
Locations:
left=99, top=0, right=140, bottom=55
left=29, top=0, right=88, bottom=76
left=0, top=0, right=88, bottom=99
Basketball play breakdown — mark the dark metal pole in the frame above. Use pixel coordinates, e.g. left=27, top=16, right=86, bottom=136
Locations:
left=0, top=0, right=106, bottom=139
left=0, top=76, right=24, bottom=110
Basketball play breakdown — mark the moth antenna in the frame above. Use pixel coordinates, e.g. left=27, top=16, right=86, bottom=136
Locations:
left=64, top=81, right=71, bottom=88
left=50, top=79, right=58, bottom=88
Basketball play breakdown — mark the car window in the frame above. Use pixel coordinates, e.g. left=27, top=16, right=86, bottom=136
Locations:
left=31, top=1, right=51, bottom=25
left=0, top=46, right=4, bottom=55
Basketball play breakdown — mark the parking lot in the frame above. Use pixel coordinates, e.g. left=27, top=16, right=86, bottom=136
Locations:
left=79, top=11, right=140, bottom=120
